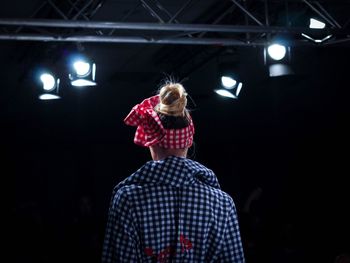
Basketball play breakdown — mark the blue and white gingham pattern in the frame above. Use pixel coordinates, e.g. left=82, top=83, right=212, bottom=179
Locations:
left=102, top=156, right=245, bottom=262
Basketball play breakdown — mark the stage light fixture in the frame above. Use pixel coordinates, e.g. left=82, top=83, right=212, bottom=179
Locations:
left=69, top=59, right=97, bottom=87
left=38, top=72, right=61, bottom=100
left=302, top=18, right=332, bottom=43
left=216, top=49, right=244, bottom=99
left=217, top=62, right=243, bottom=99
left=264, top=41, right=294, bottom=77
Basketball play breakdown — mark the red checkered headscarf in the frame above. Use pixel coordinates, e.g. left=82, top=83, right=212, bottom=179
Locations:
left=124, top=95, right=195, bottom=149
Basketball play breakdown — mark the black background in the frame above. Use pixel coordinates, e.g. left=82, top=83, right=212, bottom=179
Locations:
left=1, top=42, right=349, bottom=263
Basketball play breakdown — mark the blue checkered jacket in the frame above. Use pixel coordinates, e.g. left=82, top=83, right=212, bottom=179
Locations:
left=102, top=156, right=245, bottom=262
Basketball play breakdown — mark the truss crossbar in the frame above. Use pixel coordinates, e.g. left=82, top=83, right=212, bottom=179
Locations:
left=0, top=18, right=345, bottom=35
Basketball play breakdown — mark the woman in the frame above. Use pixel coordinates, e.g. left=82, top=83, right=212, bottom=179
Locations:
left=102, top=82, right=245, bottom=262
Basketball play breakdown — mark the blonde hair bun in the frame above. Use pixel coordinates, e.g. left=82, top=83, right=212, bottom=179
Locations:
left=157, top=83, right=188, bottom=117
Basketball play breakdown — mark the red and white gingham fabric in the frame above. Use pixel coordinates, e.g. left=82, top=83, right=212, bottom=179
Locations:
left=124, top=95, right=195, bottom=149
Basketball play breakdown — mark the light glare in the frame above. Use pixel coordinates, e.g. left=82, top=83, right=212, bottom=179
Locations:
left=40, top=73, right=56, bottom=91
left=221, top=76, right=237, bottom=89
left=236, top=82, right=243, bottom=96
left=301, top=33, right=332, bottom=43
left=74, top=61, right=91, bottom=76
left=267, top=44, right=286, bottom=61
left=39, top=94, right=61, bottom=100
left=309, top=18, right=325, bottom=29
left=92, top=63, right=96, bottom=81
left=214, top=89, right=236, bottom=99
left=269, top=63, right=294, bottom=77
left=71, top=79, right=97, bottom=87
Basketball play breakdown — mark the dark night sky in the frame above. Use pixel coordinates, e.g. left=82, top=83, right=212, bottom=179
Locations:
left=1, top=41, right=349, bottom=263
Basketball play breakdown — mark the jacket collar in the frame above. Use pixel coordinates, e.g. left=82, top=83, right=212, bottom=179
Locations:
left=114, top=156, right=220, bottom=193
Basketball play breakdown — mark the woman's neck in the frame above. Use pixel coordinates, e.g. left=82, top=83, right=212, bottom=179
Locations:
left=150, top=145, right=187, bottom=161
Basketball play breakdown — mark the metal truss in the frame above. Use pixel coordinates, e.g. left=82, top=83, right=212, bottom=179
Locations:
left=0, top=0, right=349, bottom=46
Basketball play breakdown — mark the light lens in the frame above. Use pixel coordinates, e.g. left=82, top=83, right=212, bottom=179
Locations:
left=267, top=44, right=286, bottom=61
left=74, top=61, right=91, bottom=76
left=40, top=73, right=56, bottom=91
left=309, top=18, right=325, bottom=29
left=221, top=76, right=237, bottom=89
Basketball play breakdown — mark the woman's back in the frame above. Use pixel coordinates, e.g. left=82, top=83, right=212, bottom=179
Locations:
left=102, top=156, right=245, bottom=262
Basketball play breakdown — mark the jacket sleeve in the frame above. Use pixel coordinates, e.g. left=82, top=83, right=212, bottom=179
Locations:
left=102, top=187, right=140, bottom=263
left=217, top=198, right=245, bottom=263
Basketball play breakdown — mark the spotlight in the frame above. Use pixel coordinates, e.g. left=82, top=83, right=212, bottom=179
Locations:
left=217, top=63, right=243, bottom=99
left=302, top=18, right=332, bottom=43
left=38, top=72, right=60, bottom=100
left=264, top=42, right=293, bottom=77
left=216, top=49, right=244, bottom=99
left=267, top=44, right=286, bottom=61
left=69, top=59, right=96, bottom=87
